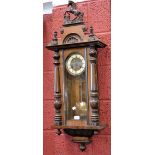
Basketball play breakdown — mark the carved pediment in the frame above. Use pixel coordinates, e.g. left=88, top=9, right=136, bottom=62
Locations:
left=64, top=0, right=84, bottom=26
left=63, top=33, right=82, bottom=44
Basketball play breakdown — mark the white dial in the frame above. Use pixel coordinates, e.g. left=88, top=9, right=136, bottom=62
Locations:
left=66, top=54, right=86, bottom=76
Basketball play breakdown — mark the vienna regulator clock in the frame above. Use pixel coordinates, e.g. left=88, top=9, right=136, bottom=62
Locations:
left=46, top=0, right=107, bottom=151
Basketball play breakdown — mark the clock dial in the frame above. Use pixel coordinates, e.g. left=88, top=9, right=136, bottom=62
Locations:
left=66, top=54, right=86, bottom=76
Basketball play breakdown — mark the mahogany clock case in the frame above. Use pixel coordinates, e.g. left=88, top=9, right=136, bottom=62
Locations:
left=45, top=0, right=107, bottom=151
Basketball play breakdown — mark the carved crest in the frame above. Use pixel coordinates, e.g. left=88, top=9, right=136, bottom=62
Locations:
left=64, top=0, right=84, bottom=26
left=63, top=33, right=82, bottom=44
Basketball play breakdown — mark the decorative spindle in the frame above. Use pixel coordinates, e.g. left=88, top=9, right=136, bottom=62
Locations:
left=51, top=31, right=58, bottom=45
left=80, top=143, right=86, bottom=152
left=60, top=27, right=64, bottom=34
left=53, top=51, right=62, bottom=126
left=89, top=45, right=99, bottom=126
left=82, top=25, right=87, bottom=32
left=88, top=26, right=96, bottom=41
left=53, top=43, right=62, bottom=128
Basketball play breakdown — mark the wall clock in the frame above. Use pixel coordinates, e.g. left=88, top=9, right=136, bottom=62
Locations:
left=46, top=0, right=107, bottom=152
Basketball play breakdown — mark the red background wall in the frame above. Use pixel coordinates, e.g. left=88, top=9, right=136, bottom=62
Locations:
left=43, top=0, right=111, bottom=154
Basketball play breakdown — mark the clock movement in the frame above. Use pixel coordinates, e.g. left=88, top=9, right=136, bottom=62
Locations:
left=46, top=0, right=107, bottom=151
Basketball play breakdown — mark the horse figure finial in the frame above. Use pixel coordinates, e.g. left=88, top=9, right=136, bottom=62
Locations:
left=64, top=0, right=84, bottom=25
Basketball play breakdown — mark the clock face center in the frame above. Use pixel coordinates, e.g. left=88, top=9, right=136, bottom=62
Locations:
left=70, top=57, right=82, bottom=71
left=66, top=53, right=85, bottom=76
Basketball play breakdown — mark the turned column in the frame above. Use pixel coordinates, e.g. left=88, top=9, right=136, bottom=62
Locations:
left=52, top=32, right=62, bottom=126
left=89, top=45, right=99, bottom=126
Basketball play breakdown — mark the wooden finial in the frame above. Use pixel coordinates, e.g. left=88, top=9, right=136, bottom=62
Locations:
left=51, top=31, right=58, bottom=45
left=89, top=26, right=96, bottom=41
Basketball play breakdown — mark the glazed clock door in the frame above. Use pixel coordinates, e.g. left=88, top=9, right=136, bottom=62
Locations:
left=64, top=49, right=88, bottom=126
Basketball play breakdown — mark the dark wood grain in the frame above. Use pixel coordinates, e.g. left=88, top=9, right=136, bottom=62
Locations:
left=46, top=40, right=106, bottom=51
left=46, top=2, right=107, bottom=151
